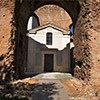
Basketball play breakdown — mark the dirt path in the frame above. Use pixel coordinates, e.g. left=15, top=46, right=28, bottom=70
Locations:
left=0, top=73, right=71, bottom=100
left=31, top=79, right=71, bottom=100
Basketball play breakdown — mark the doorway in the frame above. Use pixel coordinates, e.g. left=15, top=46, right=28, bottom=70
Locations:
left=44, top=54, right=54, bottom=72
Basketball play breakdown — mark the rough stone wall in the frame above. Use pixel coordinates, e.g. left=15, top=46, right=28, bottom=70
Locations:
left=0, top=0, right=15, bottom=83
left=88, top=1, right=100, bottom=81
left=74, top=0, right=100, bottom=80
left=35, top=5, right=72, bottom=30
left=0, top=0, right=99, bottom=83
left=14, top=0, right=31, bottom=78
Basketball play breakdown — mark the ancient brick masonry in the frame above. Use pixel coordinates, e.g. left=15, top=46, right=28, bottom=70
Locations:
left=0, top=0, right=16, bottom=83
left=74, top=0, right=100, bottom=80
left=35, top=5, right=72, bottom=30
left=0, top=0, right=100, bottom=83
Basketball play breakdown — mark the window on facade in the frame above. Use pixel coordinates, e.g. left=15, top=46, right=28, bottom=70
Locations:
left=46, top=32, right=52, bottom=45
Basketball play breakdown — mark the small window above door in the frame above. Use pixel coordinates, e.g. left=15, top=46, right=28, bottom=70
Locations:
left=46, top=32, right=52, bottom=45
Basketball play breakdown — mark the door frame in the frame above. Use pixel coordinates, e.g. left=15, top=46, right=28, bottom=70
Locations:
left=41, top=51, right=56, bottom=72
left=44, top=54, right=54, bottom=72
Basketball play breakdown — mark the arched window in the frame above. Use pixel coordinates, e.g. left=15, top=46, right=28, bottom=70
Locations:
left=46, top=32, right=52, bottom=45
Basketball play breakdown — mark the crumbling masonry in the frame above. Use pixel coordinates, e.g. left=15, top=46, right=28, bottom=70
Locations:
left=0, top=0, right=100, bottom=83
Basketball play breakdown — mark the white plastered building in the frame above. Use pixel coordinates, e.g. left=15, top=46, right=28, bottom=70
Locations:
left=26, top=23, right=70, bottom=74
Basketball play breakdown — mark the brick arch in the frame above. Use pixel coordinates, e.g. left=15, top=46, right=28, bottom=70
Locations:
left=14, top=0, right=81, bottom=78
left=29, top=0, right=80, bottom=24
left=1, top=0, right=97, bottom=82
left=34, top=4, right=73, bottom=30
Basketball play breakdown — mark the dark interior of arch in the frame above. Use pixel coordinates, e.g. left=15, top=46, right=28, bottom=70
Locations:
left=14, top=0, right=80, bottom=78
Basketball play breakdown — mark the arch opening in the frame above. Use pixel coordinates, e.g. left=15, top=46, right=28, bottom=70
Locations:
left=14, top=0, right=80, bottom=78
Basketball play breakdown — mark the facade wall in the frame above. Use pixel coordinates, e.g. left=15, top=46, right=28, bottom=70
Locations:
left=26, top=27, right=70, bottom=74
left=26, top=37, right=70, bottom=74
left=28, top=27, right=70, bottom=50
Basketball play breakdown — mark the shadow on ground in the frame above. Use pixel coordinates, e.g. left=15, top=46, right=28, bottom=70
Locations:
left=0, top=82, right=58, bottom=100
left=32, top=83, right=58, bottom=100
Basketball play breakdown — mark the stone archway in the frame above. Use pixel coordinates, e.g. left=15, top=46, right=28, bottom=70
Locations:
left=14, top=0, right=80, bottom=78
left=0, top=0, right=99, bottom=82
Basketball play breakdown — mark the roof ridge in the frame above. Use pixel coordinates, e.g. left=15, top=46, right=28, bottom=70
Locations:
left=28, top=23, right=70, bottom=34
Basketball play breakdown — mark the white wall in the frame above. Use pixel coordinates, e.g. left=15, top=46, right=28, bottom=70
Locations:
left=27, top=16, right=39, bottom=30
left=28, top=27, right=70, bottom=50
left=26, top=26, right=71, bottom=74
left=27, top=17, right=33, bottom=30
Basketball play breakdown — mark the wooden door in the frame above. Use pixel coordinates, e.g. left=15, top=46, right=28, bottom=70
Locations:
left=44, top=54, right=54, bottom=72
